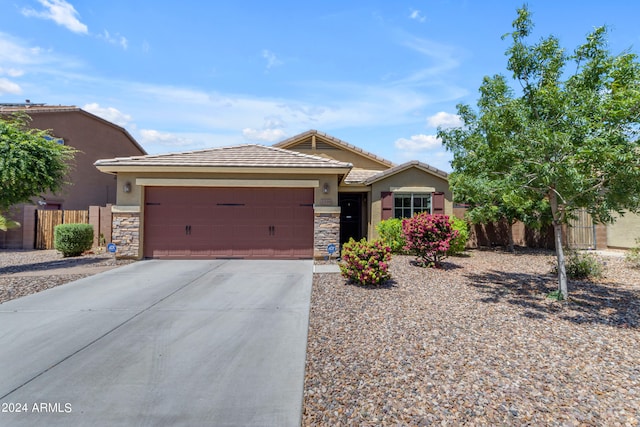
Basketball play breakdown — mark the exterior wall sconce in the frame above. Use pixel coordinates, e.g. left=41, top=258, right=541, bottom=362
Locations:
left=123, top=182, right=132, bottom=193
left=323, top=182, right=330, bottom=194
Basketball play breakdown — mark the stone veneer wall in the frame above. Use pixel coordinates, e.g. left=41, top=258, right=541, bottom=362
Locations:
left=112, top=212, right=140, bottom=258
left=314, top=212, right=340, bottom=259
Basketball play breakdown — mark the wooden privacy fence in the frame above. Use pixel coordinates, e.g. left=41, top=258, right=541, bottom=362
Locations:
left=566, top=209, right=596, bottom=250
left=35, top=206, right=112, bottom=250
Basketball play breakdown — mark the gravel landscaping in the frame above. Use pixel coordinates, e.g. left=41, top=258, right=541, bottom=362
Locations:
left=0, top=249, right=134, bottom=303
left=304, top=249, right=640, bottom=426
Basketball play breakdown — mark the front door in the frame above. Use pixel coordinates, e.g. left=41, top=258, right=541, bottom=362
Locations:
left=339, top=193, right=363, bottom=246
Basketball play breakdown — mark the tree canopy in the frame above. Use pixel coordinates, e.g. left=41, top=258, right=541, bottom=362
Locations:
left=0, top=113, right=76, bottom=214
left=439, top=6, right=640, bottom=299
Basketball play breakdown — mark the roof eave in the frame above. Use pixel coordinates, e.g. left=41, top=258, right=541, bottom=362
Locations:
left=95, top=164, right=353, bottom=175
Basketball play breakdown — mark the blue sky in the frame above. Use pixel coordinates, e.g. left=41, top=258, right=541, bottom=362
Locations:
left=1, top=0, right=639, bottom=171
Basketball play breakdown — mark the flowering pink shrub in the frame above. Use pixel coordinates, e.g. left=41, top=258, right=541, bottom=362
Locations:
left=402, top=213, right=458, bottom=268
left=339, top=238, right=392, bottom=286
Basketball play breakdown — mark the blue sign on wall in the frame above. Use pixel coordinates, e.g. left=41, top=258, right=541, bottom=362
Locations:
left=327, top=243, right=337, bottom=254
left=107, top=243, right=117, bottom=253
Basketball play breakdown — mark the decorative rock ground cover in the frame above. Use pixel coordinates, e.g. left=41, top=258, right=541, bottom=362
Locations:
left=304, top=249, right=640, bottom=426
left=0, top=249, right=133, bottom=303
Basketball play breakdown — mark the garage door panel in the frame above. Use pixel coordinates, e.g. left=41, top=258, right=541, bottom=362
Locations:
left=144, top=187, right=313, bottom=259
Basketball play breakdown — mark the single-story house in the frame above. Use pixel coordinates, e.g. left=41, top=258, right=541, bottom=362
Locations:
left=94, top=130, right=452, bottom=259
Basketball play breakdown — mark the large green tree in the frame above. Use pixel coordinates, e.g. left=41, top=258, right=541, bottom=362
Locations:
left=0, top=113, right=76, bottom=222
left=440, top=6, right=640, bottom=300
left=444, top=126, right=551, bottom=253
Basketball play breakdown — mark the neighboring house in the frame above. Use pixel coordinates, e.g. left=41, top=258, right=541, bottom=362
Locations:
left=95, top=130, right=452, bottom=259
left=607, top=212, right=640, bottom=249
left=0, top=103, right=147, bottom=249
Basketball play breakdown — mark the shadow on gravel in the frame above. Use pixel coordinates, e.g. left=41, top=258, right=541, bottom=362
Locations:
left=0, top=257, right=106, bottom=275
left=473, top=247, right=555, bottom=257
left=344, top=279, right=398, bottom=290
left=408, top=260, right=464, bottom=270
left=466, top=270, right=639, bottom=329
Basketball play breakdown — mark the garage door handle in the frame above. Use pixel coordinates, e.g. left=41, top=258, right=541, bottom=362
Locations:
left=269, top=225, right=275, bottom=236
left=186, top=225, right=192, bottom=235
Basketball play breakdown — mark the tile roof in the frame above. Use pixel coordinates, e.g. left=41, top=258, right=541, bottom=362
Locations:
left=343, top=169, right=384, bottom=184
left=0, top=104, right=79, bottom=113
left=95, top=144, right=353, bottom=169
left=274, top=129, right=395, bottom=168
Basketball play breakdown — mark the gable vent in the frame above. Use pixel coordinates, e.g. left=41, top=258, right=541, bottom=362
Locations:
left=292, top=139, right=313, bottom=149
left=316, top=141, right=339, bottom=150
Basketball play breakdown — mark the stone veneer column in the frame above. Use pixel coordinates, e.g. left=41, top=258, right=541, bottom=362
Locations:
left=314, top=207, right=341, bottom=259
left=111, top=212, right=140, bottom=258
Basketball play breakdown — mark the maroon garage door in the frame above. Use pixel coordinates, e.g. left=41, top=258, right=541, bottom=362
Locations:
left=144, top=187, right=314, bottom=259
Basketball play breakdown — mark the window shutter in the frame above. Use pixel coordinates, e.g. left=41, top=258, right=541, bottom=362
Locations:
left=381, top=191, right=393, bottom=220
left=432, top=192, right=445, bottom=215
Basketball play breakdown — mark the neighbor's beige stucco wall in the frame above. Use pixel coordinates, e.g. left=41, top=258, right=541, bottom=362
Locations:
left=368, top=168, right=452, bottom=239
left=607, top=211, right=640, bottom=249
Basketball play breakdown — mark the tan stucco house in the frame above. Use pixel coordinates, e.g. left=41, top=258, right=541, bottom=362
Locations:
left=95, top=130, right=452, bottom=259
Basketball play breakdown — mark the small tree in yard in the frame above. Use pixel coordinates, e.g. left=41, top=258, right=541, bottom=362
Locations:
left=403, top=213, right=458, bottom=268
left=0, top=113, right=76, bottom=227
left=439, top=6, right=640, bottom=300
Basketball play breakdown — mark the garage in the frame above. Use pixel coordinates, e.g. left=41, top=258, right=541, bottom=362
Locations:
left=144, top=186, right=314, bottom=259
left=94, top=143, right=353, bottom=259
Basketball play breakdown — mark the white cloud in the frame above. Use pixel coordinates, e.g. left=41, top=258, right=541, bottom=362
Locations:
left=262, top=49, right=283, bottom=71
left=409, top=9, right=426, bottom=23
left=99, top=30, right=128, bottom=50
left=83, top=103, right=132, bottom=127
left=0, top=78, right=22, bottom=95
left=0, top=33, right=86, bottom=74
left=242, top=127, right=287, bottom=142
left=22, top=0, right=88, bottom=34
left=397, top=35, right=461, bottom=82
left=140, top=129, right=184, bottom=146
left=394, top=134, right=442, bottom=151
left=426, top=111, right=462, bottom=129
left=0, top=67, right=24, bottom=77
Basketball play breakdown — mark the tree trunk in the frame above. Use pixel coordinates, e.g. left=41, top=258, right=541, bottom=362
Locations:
left=549, top=191, right=568, bottom=300
left=553, top=221, right=568, bottom=300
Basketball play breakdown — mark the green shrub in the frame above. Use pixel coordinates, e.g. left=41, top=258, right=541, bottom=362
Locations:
left=402, top=213, right=458, bottom=268
left=625, top=238, right=640, bottom=269
left=447, top=216, right=469, bottom=256
left=340, top=238, right=392, bottom=286
left=54, top=223, right=94, bottom=257
left=562, top=250, right=603, bottom=280
left=376, top=218, right=407, bottom=254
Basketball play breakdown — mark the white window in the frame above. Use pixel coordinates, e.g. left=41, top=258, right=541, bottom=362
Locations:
left=394, top=193, right=431, bottom=219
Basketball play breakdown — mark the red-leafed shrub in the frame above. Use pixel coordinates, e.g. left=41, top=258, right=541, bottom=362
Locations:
left=402, top=213, right=458, bottom=268
left=340, top=238, right=392, bottom=286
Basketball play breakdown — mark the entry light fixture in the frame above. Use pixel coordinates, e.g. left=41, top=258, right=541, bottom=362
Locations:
left=123, top=182, right=132, bottom=193
left=323, top=182, right=330, bottom=194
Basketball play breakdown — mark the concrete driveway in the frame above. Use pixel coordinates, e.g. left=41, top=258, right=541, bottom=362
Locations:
left=0, top=259, right=312, bottom=426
